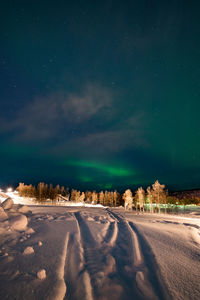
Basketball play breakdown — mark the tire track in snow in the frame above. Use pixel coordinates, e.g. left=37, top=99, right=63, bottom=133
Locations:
left=50, top=233, right=69, bottom=300
left=106, top=208, right=145, bottom=299
left=126, top=221, right=142, bottom=267
left=127, top=221, right=159, bottom=299
left=74, top=212, right=97, bottom=300
left=64, top=213, right=94, bottom=300
left=103, top=221, right=118, bottom=247
left=64, top=233, right=85, bottom=300
left=73, top=212, right=121, bottom=300
left=74, top=212, right=97, bottom=248
left=106, top=208, right=169, bottom=300
left=71, top=209, right=169, bottom=300
left=128, top=221, right=171, bottom=300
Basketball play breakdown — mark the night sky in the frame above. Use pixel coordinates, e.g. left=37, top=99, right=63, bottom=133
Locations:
left=0, top=0, right=200, bottom=191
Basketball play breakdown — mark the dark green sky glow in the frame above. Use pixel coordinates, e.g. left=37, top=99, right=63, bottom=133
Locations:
left=0, top=1, right=199, bottom=191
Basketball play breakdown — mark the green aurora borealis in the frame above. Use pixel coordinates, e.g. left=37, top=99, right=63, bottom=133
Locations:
left=63, top=160, right=133, bottom=177
left=0, top=1, right=200, bottom=191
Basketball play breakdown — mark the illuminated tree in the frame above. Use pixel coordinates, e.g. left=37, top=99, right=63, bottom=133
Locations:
left=135, top=187, right=145, bottom=212
left=75, top=190, right=80, bottom=202
left=17, top=183, right=35, bottom=198
left=85, top=191, right=92, bottom=203
left=65, top=187, right=70, bottom=200
left=113, top=190, right=120, bottom=207
left=109, top=191, right=113, bottom=207
left=147, top=186, right=153, bottom=213
left=152, top=180, right=165, bottom=213
left=17, top=182, right=70, bottom=201
left=70, top=189, right=80, bottom=202
left=60, top=186, right=65, bottom=196
left=55, top=184, right=60, bottom=195
left=99, top=191, right=104, bottom=206
left=49, top=184, right=56, bottom=200
left=29, top=185, right=36, bottom=197
left=123, top=189, right=133, bottom=210
left=79, top=192, right=85, bottom=203
left=37, top=182, right=45, bottom=200
left=17, top=183, right=25, bottom=196
left=104, top=191, right=110, bottom=206
left=162, top=189, right=168, bottom=213
left=92, top=191, right=98, bottom=205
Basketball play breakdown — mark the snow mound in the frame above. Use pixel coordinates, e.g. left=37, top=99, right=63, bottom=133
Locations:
left=37, top=269, right=46, bottom=280
left=0, top=192, right=8, bottom=202
left=1, top=198, right=14, bottom=210
left=25, top=227, right=35, bottom=234
left=0, top=207, right=8, bottom=220
left=23, top=246, right=34, bottom=255
left=17, top=205, right=30, bottom=214
left=9, top=214, right=28, bottom=231
left=8, top=208, right=18, bottom=213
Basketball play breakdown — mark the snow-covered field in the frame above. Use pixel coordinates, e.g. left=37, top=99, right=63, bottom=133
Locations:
left=0, top=194, right=200, bottom=300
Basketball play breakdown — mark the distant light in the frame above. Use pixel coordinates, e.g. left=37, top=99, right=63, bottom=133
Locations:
left=0, top=188, right=2, bottom=192
left=7, top=187, right=13, bottom=193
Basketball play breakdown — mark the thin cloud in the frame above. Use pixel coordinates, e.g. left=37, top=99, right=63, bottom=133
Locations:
left=0, top=83, right=148, bottom=157
left=0, top=83, right=113, bottom=141
left=51, top=113, right=148, bottom=157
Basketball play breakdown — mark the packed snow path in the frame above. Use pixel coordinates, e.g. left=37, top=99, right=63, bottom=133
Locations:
left=0, top=204, right=200, bottom=300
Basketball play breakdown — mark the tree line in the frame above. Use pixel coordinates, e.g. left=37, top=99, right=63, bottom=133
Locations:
left=17, top=182, right=69, bottom=201
left=123, top=180, right=199, bottom=213
left=17, top=180, right=200, bottom=211
left=17, top=182, right=122, bottom=206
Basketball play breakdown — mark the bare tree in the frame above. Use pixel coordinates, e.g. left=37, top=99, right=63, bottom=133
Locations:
left=152, top=180, right=165, bottom=213
left=70, top=189, right=80, bottom=202
left=85, top=191, right=92, bottom=203
left=110, top=191, right=114, bottom=207
left=123, top=189, right=133, bottom=210
left=37, top=182, right=45, bottom=200
left=92, top=191, right=98, bottom=204
left=99, top=191, right=104, bottom=206
left=113, top=190, right=120, bottom=207
left=104, top=191, right=110, bottom=206
left=79, top=192, right=85, bottom=203
left=135, top=187, right=145, bottom=212
left=147, top=186, right=153, bottom=213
